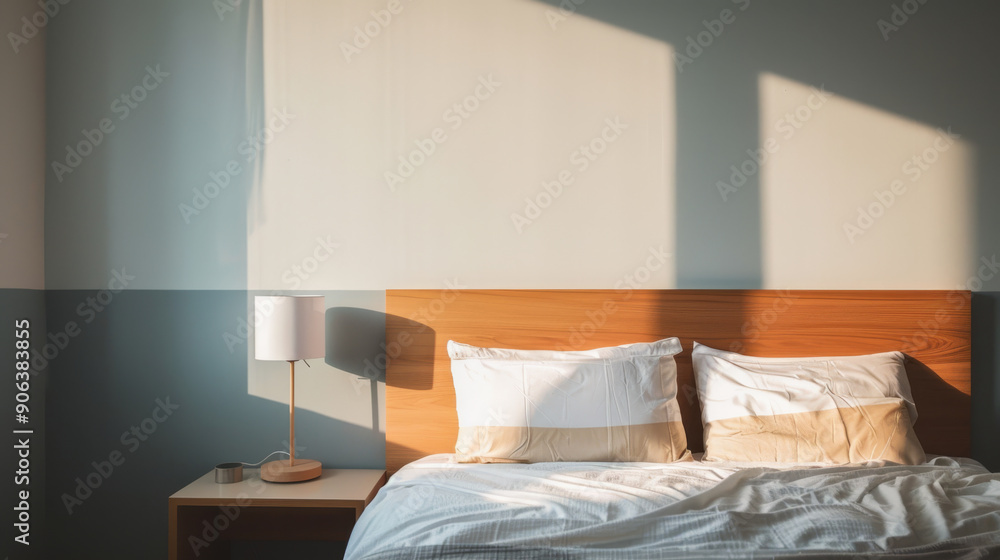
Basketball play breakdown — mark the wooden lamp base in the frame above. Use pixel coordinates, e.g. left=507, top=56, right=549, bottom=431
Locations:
left=261, top=459, right=322, bottom=483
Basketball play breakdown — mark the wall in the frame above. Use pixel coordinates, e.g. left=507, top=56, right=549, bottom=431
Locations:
left=41, top=1, right=380, bottom=558
left=0, top=0, right=45, bottom=290
left=36, top=0, right=1000, bottom=558
left=1, top=0, right=47, bottom=557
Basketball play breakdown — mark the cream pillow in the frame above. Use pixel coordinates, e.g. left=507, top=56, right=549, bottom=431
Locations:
left=693, top=342, right=925, bottom=464
left=448, top=338, right=690, bottom=463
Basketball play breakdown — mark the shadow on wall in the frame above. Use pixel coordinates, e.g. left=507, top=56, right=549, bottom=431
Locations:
left=382, top=313, right=436, bottom=391
left=238, top=0, right=998, bottom=469
left=326, top=306, right=388, bottom=433
left=245, top=292, right=386, bottom=434
left=527, top=0, right=1000, bottom=468
left=532, top=0, right=999, bottom=291
left=326, top=307, right=388, bottom=383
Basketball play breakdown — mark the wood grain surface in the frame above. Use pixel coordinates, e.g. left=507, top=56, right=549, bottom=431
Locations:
left=385, top=290, right=971, bottom=473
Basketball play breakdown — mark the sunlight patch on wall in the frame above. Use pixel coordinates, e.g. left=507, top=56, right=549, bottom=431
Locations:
left=759, top=73, right=974, bottom=289
left=247, top=0, right=675, bottom=291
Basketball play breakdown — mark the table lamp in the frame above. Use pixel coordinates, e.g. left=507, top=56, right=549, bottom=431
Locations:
left=254, top=295, right=325, bottom=482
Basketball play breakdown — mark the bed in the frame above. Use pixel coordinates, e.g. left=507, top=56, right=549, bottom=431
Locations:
left=346, top=290, right=1000, bottom=559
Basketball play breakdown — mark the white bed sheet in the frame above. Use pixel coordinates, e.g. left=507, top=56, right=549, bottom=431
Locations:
left=346, top=454, right=1000, bottom=559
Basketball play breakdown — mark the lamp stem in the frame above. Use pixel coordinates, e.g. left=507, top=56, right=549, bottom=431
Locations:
left=289, top=360, right=295, bottom=467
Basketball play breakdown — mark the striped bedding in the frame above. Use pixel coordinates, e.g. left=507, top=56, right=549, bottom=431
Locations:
left=345, top=454, right=1000, bottom=559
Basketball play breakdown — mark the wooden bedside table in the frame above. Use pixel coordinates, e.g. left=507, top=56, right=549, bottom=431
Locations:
left=168, top=468, right=386, bottom=560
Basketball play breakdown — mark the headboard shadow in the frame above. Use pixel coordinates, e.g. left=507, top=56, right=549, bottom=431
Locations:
left=385, top=290, right=971, bottom=474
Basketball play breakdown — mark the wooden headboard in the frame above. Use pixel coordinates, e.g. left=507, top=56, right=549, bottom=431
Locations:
left=385, top=290, right=970, bottom=474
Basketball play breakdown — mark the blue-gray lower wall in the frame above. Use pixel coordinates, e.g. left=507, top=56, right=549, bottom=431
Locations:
left=0, top=287, right=996, bottom=559
left=40, top=290, right=384, bottom=559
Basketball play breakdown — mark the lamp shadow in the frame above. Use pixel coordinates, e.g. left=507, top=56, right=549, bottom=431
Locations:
left=324, top=308, right=437, bottom=391
left=325, top=306, right=387, bottom=383
left=324, top=306, right=389, bottom=434
left=383, top=313, right=436, bottom=391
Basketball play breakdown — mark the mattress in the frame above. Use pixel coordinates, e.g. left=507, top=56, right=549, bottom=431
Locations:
left=346, top=454, right=1000, bottom=559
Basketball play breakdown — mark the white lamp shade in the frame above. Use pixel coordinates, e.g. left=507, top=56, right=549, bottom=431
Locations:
left=254, top=295, right=326, bottom=361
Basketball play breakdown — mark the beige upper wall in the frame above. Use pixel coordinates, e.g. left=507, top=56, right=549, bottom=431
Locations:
left=39, top=0, right=1000, bottom=293
left=249, top=0, right=676, bottom=291
left=247, top=0, right=995, bottom=292
left=759, top=73, right=975, bottom=289
left=0, top=0, right=45, bottom=289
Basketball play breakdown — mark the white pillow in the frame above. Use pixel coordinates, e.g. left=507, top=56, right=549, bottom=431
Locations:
left=448, top=338, right=690, bottom=463
left=693, top=342, right=925, bottom=464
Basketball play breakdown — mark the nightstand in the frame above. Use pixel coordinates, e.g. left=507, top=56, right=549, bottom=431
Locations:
left=168, top=468, right=386, bottom=560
